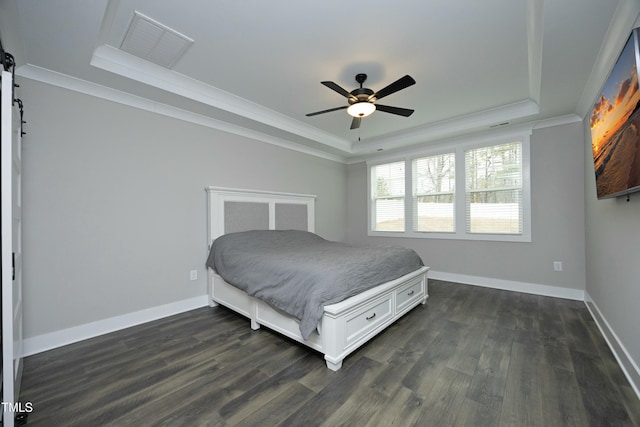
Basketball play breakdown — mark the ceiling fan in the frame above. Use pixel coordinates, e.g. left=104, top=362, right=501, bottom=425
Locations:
left=306, top=73, right=416, bottom=130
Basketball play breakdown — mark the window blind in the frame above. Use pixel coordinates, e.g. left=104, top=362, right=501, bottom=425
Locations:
left=371, top=161, right=405, bottom=231
left=412, top=153, right=455, bottom=232
left=465, top=142, right=523, bottom=234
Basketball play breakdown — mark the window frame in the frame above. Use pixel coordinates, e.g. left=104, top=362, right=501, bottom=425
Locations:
left=367, top=132, right=531, bottom=242
left=412, top=151, right=457, bottom=234
left=370, top=161, right=406, bottom=233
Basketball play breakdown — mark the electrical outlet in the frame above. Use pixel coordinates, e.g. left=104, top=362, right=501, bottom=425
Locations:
left=553, top=261, right=563, bottom=272
left=190, top=269, right=198, bottom=280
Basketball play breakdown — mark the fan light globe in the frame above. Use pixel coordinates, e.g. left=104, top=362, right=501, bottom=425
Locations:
left=347, top=102, right=376, bottom=117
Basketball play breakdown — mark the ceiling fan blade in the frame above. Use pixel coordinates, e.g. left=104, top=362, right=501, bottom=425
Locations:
left=321, top=81, right=357, bottom=100
left=375, top=104, right=415, bottom=117
left=372, top=75, right=416, bottom=100
left=350, top=116, right=361, bottom=130
left=305, top=105, right=348, bottom=117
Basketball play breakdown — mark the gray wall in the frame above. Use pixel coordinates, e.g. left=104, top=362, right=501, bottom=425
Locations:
left=583, top=119, right=640, bottom=381
left=11, top=53, right=639, bottom=382
left=346, top=122, right=587, bottom=291
left=20, top=79, right=347, bottom=338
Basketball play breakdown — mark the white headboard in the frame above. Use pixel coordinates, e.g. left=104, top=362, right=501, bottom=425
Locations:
left=206, top=187, right=316, bottom=248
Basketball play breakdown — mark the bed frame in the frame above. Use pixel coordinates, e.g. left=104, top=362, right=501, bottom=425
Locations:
left=206, top=186, right=429, bottom=370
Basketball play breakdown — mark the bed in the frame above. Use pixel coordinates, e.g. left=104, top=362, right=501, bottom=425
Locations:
left=205, top=186, right=429, bottom=370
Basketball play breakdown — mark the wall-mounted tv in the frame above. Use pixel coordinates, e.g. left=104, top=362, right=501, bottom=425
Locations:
left=589, top=28, right=640, bottom=199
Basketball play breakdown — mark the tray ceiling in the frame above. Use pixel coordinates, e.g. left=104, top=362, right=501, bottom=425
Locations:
left=6, top=0, right=633, bottom=160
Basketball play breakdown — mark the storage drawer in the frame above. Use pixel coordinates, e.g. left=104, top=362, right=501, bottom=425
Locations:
left=345, top=295, right=393, bottom=346
left=395, top=276, right=425, bottom=313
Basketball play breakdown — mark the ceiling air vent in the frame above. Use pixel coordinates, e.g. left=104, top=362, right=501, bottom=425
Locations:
left=489, top=121, right=511, bottom=129
left=120, top=11, right=194, bottom=69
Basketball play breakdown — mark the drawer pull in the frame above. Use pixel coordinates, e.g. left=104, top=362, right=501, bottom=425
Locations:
left=366, top=313, right=376, bottom=320
left=407, top=290, right=415, bottom=296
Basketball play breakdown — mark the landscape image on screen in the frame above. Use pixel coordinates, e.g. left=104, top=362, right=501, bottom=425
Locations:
left=590, top=31, right=640, bottom=199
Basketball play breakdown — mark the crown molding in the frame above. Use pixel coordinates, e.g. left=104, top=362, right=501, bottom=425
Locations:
left=352, top=99, right=540, bottom=155
left=16, top=61, right=583, bottom=167
left=526, top=0, right=544, bottom=105
left=576, top=0, right=640, bottom=119
left=348, top=123, right=535, bottom=165
left=16, top=64, right=347, bottom=164
left=89, top=44, right=547, bottom=158
left=90, top=44, right=352, bottom=153
left=345, top=113, right=581, bottom=164
left=531, top=113, right=582, bottom=129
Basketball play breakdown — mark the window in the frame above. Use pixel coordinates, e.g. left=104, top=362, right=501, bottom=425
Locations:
left=465, top=142, right=523, bottom=234
left=412, top=153, right=455, bottom=232
left=371, top=161, right=405, bottom=232
left=368, top=135, right=530, bottom=242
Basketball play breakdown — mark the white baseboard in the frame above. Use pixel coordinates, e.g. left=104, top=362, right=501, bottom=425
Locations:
left=21, top=273, right=640, bottom=401
left=20, top=273, right=585, bottom=357
left=429, top=270, right=585, bottom=301
left=584, top=291, right=640, bottom=400
left=23, top=271, right=580, bottom=357
left=22, top=295, right=209, bottom=357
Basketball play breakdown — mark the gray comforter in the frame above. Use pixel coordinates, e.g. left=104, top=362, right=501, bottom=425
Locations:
left=206, top=230, right=424, bottom=339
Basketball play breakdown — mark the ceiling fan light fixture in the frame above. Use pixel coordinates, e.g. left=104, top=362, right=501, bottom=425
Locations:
left=347, top=102, right=376, bottom=117
left=307, top=74, right=415, bottom=129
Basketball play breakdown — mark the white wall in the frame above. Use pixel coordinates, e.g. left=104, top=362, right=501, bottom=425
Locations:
left=346, top=122, right=587, bottom=295
left=583, top=117, right=640, bottom=391
left=19, top=79, right=347, bottom=339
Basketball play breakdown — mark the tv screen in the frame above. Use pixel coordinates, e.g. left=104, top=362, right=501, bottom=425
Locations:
left=589, top=28, right=640, bottom=199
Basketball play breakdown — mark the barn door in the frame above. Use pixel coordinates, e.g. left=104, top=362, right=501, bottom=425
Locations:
left=1, top=67, right=25, bottom=427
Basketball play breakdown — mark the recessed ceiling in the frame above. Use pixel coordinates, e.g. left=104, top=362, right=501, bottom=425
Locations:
left=5, top=0, right=634, bottom=161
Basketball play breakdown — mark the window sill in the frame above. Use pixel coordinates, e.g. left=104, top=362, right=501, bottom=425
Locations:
left=367, top=230, right=531, bottom=242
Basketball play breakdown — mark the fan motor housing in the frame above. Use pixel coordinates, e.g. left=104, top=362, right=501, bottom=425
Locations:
left=305, top=72, right=415, bottom=128
left=349, top=87, right=375, bottom=105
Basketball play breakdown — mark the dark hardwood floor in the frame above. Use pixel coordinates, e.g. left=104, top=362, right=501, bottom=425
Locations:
left=19, top=280, right=640, bottom=426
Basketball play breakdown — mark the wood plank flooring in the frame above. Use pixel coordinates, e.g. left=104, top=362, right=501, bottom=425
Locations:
left=19, top=280, right=640, bottom=426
